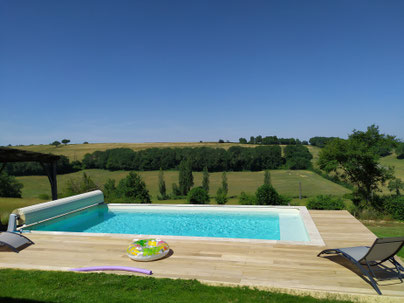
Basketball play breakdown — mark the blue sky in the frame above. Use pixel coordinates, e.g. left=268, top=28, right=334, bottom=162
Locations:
left=1, top=0, right=403, bottom=145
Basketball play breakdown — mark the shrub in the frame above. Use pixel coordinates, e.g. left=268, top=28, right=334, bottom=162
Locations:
left=171, top=183, right=181, bottom=198
left=65, top=172, right=98, bottom=196
left=187, top=187, right=210, bottom=204
left=0, top=172, right=23, bottom=198
left=238, top=192, right=256, bottom=205
left=255, top=184, right=285, bottom=205
left=103, top=178, right=117, bottom=202
left=307, top=195, right=345, bottom=210
left=215, top=187, right=227, bottom=205
left=117, top=172, right=151, bottom=203
left=384, top=196, right=404, bottom=221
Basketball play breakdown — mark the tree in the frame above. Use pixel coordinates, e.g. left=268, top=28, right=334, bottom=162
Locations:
left=239, top=138, right=247, bottom=144
left=117, top=172, right=151, bottom=203
left=218, top=139, right=225, bottom=143
left=51, top=141, right=61, bottom=147
left=158, top=168, right=167, bottom=199
left=61, top=139, right=70, bottom=146
left=179, top=160, right=193, bottom=195
left=221, top=172, right=228, bottom=195
left=248, top=136, right=255, bottom=144
left=202, top=166, right=209, bottom=193
left=0, top=172, right=23, bottom=198
left=255, top=184, right=285, bottom=205
left=318, top=125, right=395, bottom=207
left=264, top=170, right=271, bottom=185
left=187, top=187, right=209, bottom=204
left=388, top=178, right=404, bottom=196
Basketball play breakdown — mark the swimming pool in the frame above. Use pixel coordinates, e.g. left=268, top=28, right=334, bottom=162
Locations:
left=24, top=204, right=324, bottom=245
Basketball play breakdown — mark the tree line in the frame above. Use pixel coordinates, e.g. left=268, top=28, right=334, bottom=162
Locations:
left=81, top=145, right=312, bottom=172
left=3, top=155, right=80, bottom=176
left=238, top=136, right=308, bottom=145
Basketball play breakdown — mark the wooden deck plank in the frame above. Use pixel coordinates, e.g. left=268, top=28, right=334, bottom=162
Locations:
left=1, top=210, right=403, bottom=300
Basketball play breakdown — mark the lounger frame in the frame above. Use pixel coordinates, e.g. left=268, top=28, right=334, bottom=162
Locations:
left=318, top=237, right=404, bottom=295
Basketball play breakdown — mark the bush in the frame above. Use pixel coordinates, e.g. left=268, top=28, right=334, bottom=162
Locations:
left=103, top=178, right=117, bottom=202
left=117, top=172, right=151, bottom=203
left=171, top=183, right=181, bottom=198
left=384, top=196, right=404, bottom=221
left=238, top=192, right=256, bottom=205
left=307, top=195, right=345, bottom=210
left=215, top=187, right=227, bottom=205
left=0, top=172, right=23, bottom=198
left=255, top=184, right=285, bottom=205
left=65, top=172, right=98, bottom=196
left=187, top=187, right=210, bottom=204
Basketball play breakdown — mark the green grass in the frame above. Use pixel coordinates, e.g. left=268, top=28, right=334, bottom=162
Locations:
left=5, top=169, right=350, bottom=204
left=363, top=221, right=404, bottom=259
left=0, top=269, right=352, bottom=303
left=380, top=153, right=404, bottom=181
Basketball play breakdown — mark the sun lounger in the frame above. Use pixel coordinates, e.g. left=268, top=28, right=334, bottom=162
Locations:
left=318, top=237, right=404, bottom=295
left=0, top=231, right=34, bottom=253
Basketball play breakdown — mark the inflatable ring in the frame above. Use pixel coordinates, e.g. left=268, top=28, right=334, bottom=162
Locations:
left=127, top=239, right=170, bottom=262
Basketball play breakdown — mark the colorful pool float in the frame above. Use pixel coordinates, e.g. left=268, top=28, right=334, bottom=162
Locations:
left=127, top=239, right=170, bottom=262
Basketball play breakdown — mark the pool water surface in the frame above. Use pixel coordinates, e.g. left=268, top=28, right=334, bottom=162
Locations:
left=26, top=204, right=310, bottom=242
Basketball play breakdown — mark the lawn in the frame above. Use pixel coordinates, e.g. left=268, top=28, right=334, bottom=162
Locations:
left=0, top=269, right=352, bottom=303
left=14, top=168, right=349, bottom=202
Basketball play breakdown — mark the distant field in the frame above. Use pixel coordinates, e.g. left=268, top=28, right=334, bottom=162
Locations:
left=307, top=145, right=321, bottom=167
left=15, top=169, right=350, bottom=200
left=379, top=154, right=404, bottom=193
left=13, top=142, right=257, bottom=161
left=380, top=153, right=404, bottom=180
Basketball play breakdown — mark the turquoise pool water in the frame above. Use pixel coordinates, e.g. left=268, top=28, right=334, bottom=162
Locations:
left=26, top=205, right=310, bottom=241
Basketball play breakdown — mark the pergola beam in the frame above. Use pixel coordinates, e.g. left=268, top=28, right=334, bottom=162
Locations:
left=0, top=147, right=61, bottom=200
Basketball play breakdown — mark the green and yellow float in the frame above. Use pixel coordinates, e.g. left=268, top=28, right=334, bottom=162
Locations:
left=127, top=239, right=170, bottom=261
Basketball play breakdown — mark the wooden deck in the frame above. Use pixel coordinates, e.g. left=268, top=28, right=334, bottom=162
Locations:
left=1, top=210, right=403, bottom=301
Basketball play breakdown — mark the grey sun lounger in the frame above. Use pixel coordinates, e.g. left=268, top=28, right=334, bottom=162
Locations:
left=0, top=231, right=34, bottom=253
left=318, top=237, right=404, bottom=295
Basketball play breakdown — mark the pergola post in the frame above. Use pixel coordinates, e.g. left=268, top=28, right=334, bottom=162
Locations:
left=40, top=161, right=58, bottom=200
left=50, top=161, right=57, bottom=200
left=0, top=147, right=60, bottom=201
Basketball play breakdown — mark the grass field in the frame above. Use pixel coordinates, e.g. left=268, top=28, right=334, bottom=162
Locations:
left=380, top=153, right=404, bottom=181
left=17, top=169, right=349, bottom=200
left=0, top=269, right=352, bottom=303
